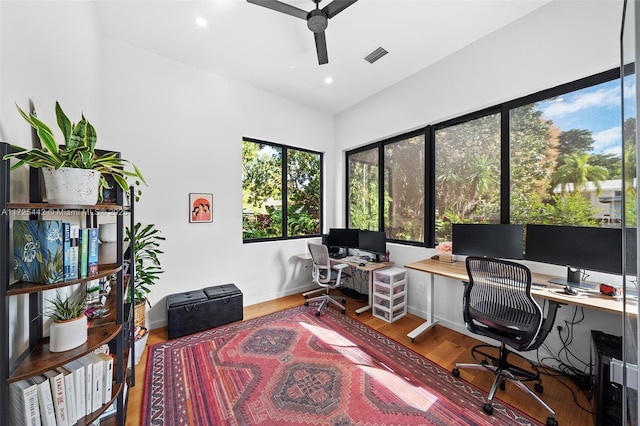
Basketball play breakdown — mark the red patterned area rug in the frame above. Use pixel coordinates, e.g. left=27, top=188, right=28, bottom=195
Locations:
left=142, top=306, right=542, bottom=425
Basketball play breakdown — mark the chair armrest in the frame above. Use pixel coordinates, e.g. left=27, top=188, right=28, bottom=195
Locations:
left=333, top=263, right=350, bottom=271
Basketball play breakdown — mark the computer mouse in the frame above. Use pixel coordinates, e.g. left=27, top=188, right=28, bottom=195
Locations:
left=564, top=286, right=579, bottom=296
left=359, top=263, right=366, bottom=267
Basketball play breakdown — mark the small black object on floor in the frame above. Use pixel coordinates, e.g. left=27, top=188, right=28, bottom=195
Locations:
left=340, top=287, right=368, bottom=301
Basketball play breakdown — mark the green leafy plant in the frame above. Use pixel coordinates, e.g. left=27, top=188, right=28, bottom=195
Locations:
left=125, top=223, right=165, bottom=307
left=2, top=101, right=146, bottom=199
left=43, top=291, right=85, bottom=322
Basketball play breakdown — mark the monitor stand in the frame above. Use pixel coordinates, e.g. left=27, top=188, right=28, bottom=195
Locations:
left=549, top=266, right=596, bottom=290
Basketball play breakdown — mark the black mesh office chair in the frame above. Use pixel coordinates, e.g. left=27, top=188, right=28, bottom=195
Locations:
left=304, top=243, right=350, bottom=316
left=452, top=257, right=561, bottom=426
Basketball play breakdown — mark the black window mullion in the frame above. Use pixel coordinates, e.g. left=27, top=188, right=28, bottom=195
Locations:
left=426, top=125, right=435, bottom=247
left=378, top=142, right=385, bottom=233
left=282, top=148, right=288, bottom=238
left=500, top=105, right=510, bottom=224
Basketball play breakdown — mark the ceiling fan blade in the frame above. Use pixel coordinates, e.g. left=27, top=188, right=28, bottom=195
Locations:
left=246, top=0, right=308, bottom=20
left=314, top=31, right=328, bottom=65
left=322, top=0, right=358, bottom=19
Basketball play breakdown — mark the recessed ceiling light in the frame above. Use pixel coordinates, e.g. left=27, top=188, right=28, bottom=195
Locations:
left=196, top=17, right=207, bottom=28
left=324, top=77, right=333, bottom=85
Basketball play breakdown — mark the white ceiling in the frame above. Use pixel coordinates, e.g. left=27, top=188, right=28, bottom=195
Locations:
left=95, top=0, right=552, bottom=114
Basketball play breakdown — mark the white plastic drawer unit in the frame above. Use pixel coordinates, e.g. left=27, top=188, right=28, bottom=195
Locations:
left=373, top=303, right=407, bottom=323
left=372, top=267, right=408, bottom=323
left=373, top=267, right=407, bottom=285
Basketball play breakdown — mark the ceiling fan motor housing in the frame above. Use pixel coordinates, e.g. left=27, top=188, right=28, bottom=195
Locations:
left=307, top=9, right=328, bottom=33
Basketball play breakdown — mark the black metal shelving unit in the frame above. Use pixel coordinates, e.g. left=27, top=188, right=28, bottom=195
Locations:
left=0, top=141, right=135, bottom=426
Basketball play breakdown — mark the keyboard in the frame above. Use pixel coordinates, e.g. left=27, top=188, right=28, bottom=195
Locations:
left=343, top=256, right=366, bottom=264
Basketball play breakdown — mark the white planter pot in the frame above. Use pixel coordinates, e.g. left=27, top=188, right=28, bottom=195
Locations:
left=42, top=167, right=101, bottom=205
left=49, top=315, right=88, bottom=352
left=99, top=223, right=118, bottom=243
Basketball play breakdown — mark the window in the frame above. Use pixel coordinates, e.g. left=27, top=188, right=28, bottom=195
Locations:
left=434, top=113, right=501, bottom=243
left=345, top=68, right=624, bottom=248
left=242, top=138, right=322, bottom=241
left=384, top=134, right=425, bottom=242
left=347, top=131, right=426, bottom=243
left=509, top=77, right=624, bottom=228
left=347, top=146, right=379, bottom=231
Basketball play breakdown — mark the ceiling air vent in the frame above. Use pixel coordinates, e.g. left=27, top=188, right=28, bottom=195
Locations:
left=364, top=46, right=388, bottom=64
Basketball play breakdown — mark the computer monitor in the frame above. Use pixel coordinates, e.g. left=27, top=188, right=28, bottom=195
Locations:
left=327, top=228, right=359, bottom=257
left=451, top=224, right=524, bottom=260
left=524, top=224, right=623, bottom=288
left=626, top=228, right=637, bottom=276
left=358, top=230, right=387, bottom=262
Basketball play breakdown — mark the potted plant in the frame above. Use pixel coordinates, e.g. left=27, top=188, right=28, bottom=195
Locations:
left=125, top=222, right=165, bottom=327
left=2, top=101, right=146, bottom=204
left=44, top=291, right=87, bottom=352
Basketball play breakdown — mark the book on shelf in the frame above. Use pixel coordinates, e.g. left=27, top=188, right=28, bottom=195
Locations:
left=87, top=227, right=99, bottom=276
left=69, top=225, right=80, bottom=281
left=75, top=356, right=93, bottom=416
left=9, top=379, right=41, bottom=426
left=13, top=220, right=65, bottom=284
left=63, top=360, right=86, bottom=419
left=43, top=369, right=68, bottom=426
left=62, top=223, right=72, bottom=282
left=96, top=353, right=114, bottom=404
left=31, top=375, right=56, bottom=426
left=79, top=228, right=89, bottom=279
left=81, top=353, right=103, bottom=413
left=56, top=367, right=77, bottom=426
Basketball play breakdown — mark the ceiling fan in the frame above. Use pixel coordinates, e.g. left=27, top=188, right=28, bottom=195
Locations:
left=247, top=0, right=358, bottom=65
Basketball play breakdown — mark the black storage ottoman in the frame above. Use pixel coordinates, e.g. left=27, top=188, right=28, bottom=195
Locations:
left=167, top=284, right=243, bottom=339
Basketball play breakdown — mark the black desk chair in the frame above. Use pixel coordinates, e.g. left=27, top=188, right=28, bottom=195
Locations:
left=304, top=243, right=350, bottom=316
left=452, top=256, right=560, bottom=426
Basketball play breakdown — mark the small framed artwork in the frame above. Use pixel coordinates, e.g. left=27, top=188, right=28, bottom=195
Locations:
left=189, top=193, right=213, bottom=223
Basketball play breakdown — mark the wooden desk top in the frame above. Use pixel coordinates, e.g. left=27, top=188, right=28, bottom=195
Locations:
left=405, top=258, right=635, bottom=316
left=332, top=258, right=395, bottom=272
left=296, top=253, right=394, bottom=272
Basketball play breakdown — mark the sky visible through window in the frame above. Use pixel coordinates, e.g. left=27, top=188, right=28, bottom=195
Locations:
left=538, top=77, right=636, bottom=157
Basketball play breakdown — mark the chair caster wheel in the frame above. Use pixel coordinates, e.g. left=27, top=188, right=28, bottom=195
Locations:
left=452, top=368, right=460, bottom=377
left=535, top=383, right=544, bottom=393
left=315, top=311, right=321, bottom=316
left=304, top=302, right=309, bottom=307
left=341, top=309, right=346, bottom=314
left=482, top=403, right=494, bottom=415
left=546, top=417, right=558, bottom=426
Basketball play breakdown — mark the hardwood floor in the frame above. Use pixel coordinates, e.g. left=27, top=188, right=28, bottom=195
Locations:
left=125, top=293, right=594, bottom=425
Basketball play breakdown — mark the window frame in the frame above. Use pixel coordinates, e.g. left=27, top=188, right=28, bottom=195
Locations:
left=346, top=128, right=429, bottom=247
left=345, top=67, right=622, bottom=248
left=242, top=137, right=324, bottom=243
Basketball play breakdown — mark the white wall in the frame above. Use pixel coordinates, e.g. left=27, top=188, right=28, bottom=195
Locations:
left=334, top=0, right=624, bottom=365
left=99, top=38, right=333, bottom=328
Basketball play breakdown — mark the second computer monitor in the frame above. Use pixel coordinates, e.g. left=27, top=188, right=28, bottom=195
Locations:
left=524, top=224, right=622, bottom=275
left=451, top=223, right=524, bottom=260
left=358, top=230, right=387, bottom=261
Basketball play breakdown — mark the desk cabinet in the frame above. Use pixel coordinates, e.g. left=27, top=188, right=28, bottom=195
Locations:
left=372, top=267, right=407, bottom=323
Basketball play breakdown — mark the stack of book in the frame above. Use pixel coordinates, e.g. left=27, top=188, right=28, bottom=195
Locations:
left=9, top=352, right=115, bottom=426
left=13, top=220, right=100, bottom=284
